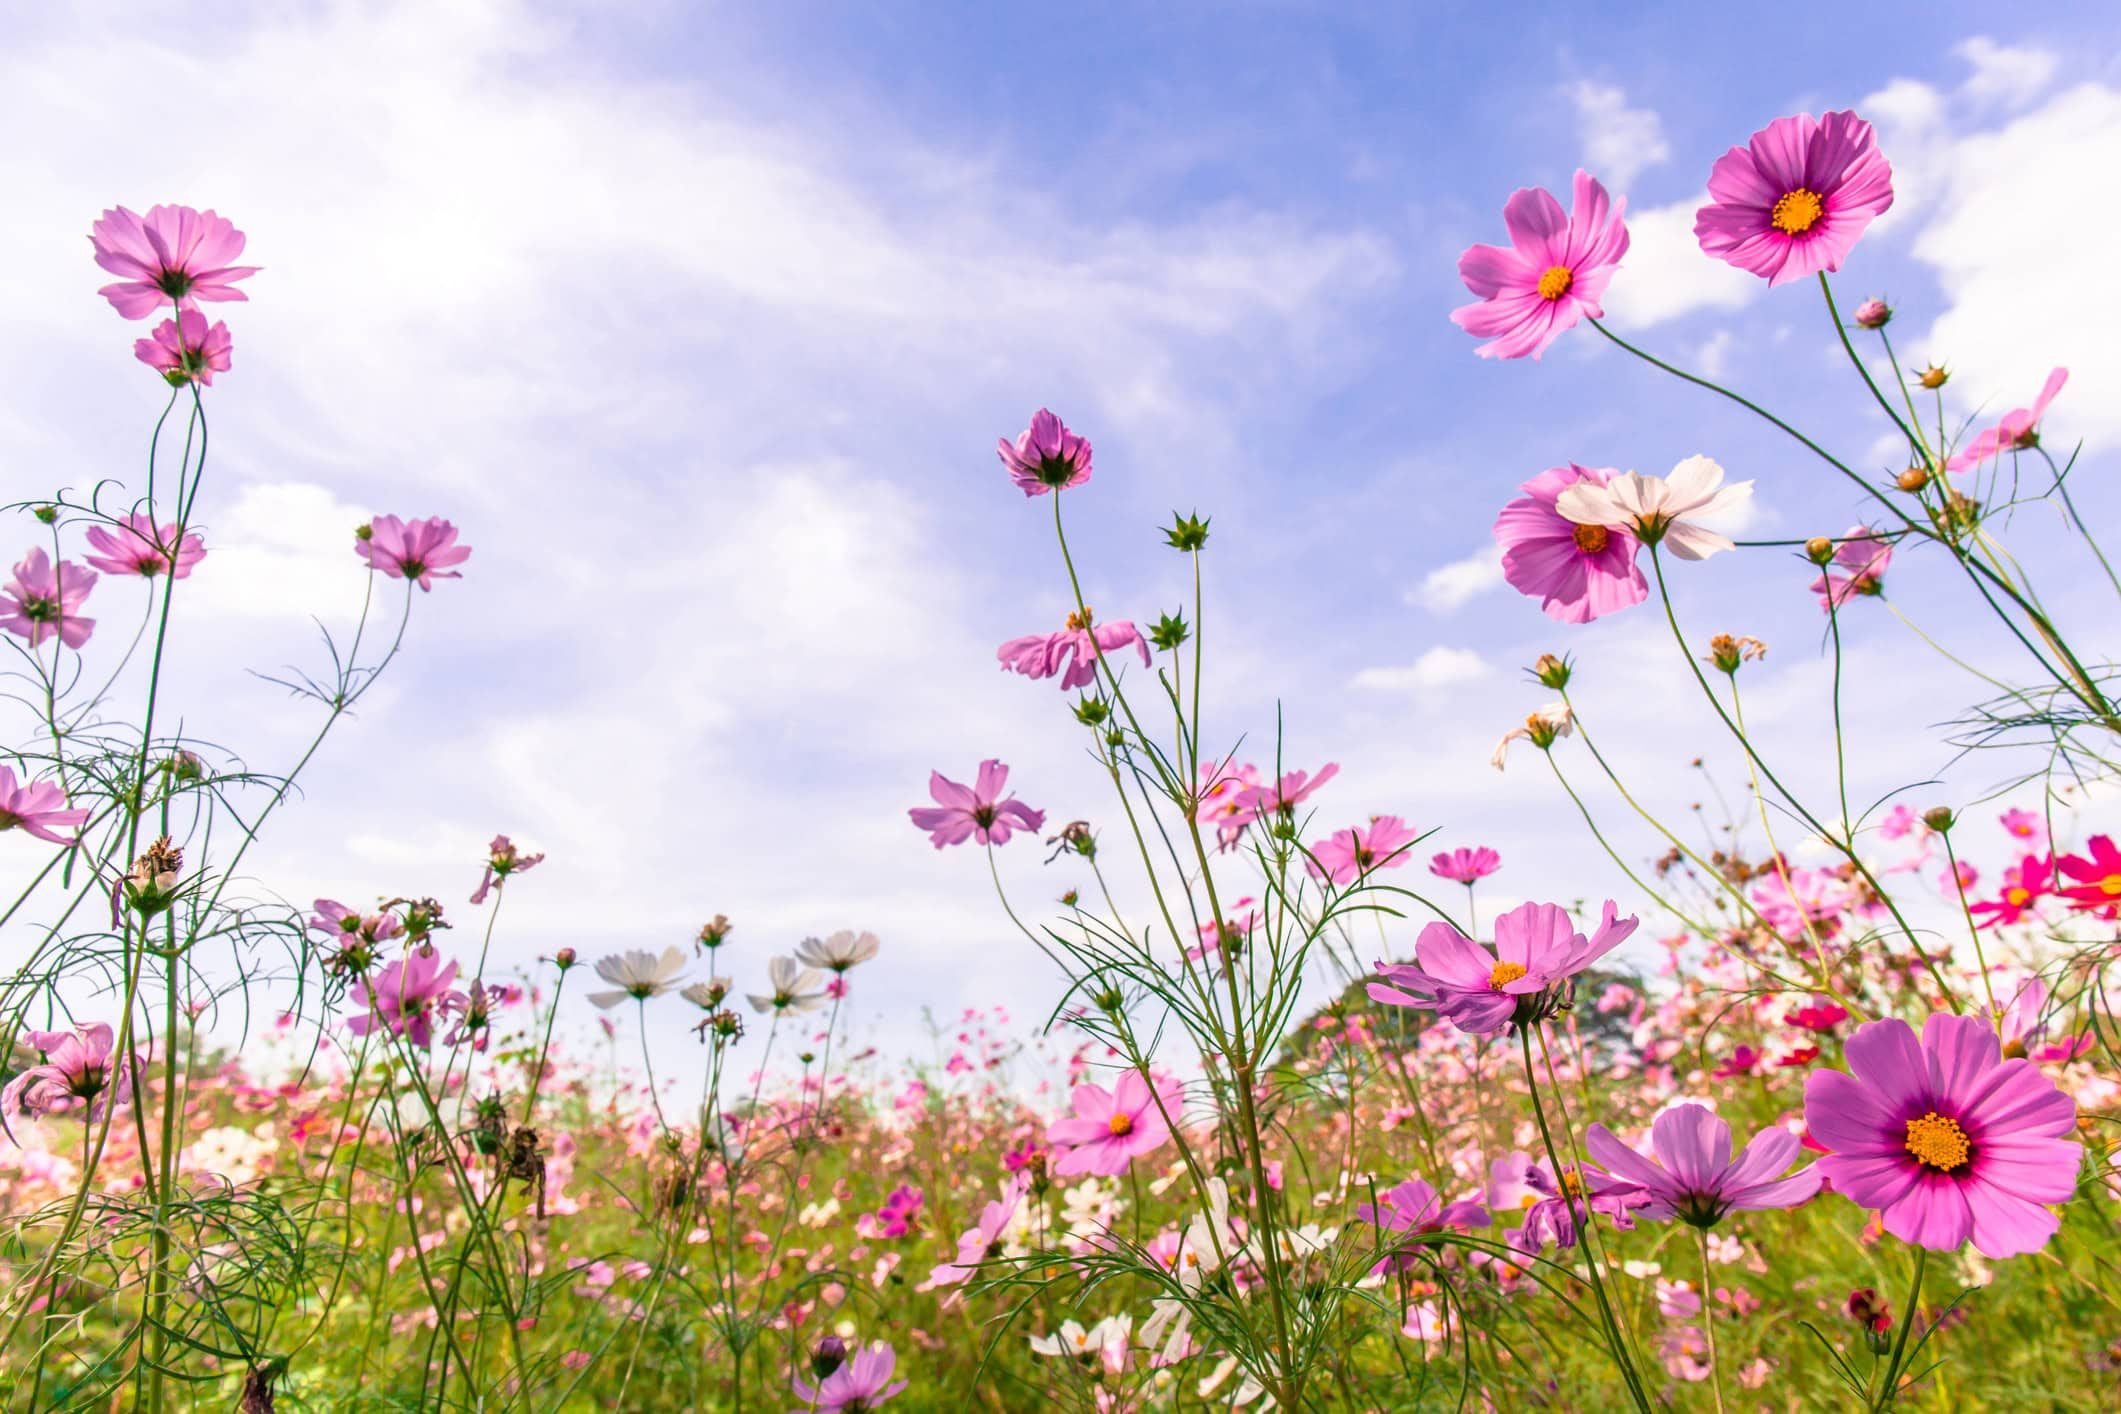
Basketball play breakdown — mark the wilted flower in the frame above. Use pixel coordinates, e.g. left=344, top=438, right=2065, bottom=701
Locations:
left=116, top=836, right=184, bottom=919
left=1490, top=703, right=1573, bottom=771
left=1694, top=110, right=1893, bottom=285
left=1705, top=634, right=1767, bottom=674
left=0, top=766, right=91, bottom=846
left=747, top=956, right=828, bottom=1015
left=355, top=515, right=471, bottom=591
left=697, top=914, right=733, bottom=950
left=469, top=833, right=545, bottom=905
left=1, top=548, right=97, bottom=649
left=1556, top=455, right=1753, bottom=561
left=90, top=204, right=259, bottom=318
left=679, top=978, right=732, bottom=1010
left=1451, top=170, right=1630, bottom=360
left=997, top=408, right=1092, bottom=496
left=586, top=947, right=687, bottom=1008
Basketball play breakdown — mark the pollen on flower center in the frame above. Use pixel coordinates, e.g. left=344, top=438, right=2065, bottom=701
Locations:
left=1536, top=265, right=1573, bottom=301
left=1066, top=607, right=1092, bottom=632
left=1107, top=1112, right=1134, bottom=1137
left=1903, top=1111, right=1971, bottom=1172
left=2006, top=887, right=2031, bottom=907
left=1572, top=523, right=1609, bottom=554
left=1488, top=961, right=1529, bottom=991
left=2101, top=874, right=2121, bottom=898
left=1771, top=188, right=1825, bottom=235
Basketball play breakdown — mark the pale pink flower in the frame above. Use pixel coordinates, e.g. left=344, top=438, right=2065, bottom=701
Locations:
left=1048, top=1071, right=1181, bottom=1176
left=1451, top=170, right=1629, bottom=360
left=1239, top=764, right=1340, bottom=823
left=347, top=950, right=467, bottom=1048
left=996, top=610, right=1150, bottom=691
left=997, top=408, right=1092, bottom=496
left=90, top=204, right=259, bottom=318
left=1430, top=847, right=1500, bottom=885
left=0, top=767, right=90, bottom=846
left=908, top=760, right=1044, bottom=849
left=133, top=308, right=233, bottom=386
left=1308, top=815, right=1420, bottom=885
left=926, top=1177, right=1027, bottom=1289
left=356, top=516, right=471, bottom=591
left=1556, top=455, right=1753, bottom=561
left=2, top=1023, right=131, bottom=1130
left=1694, top=111, right=1893, bottom=286
left=0, top=549, right=96, bottom=649
left=469, top=833, right=544, bottom=905
left=1810, top=525, right=1891, bottom=609
left=83, top=513, right=206, bottom=580
left=1195, top=760, right=1262, bottom=848
left=1946, top=367, right=2068, bottom=472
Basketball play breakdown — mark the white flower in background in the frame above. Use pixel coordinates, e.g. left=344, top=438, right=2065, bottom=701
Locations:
left=1176, top=1176, right=1237, bottom=1294
left=1556, top=454, right=1754, bottom=560
left=1030, top=1314, right=1133, bottom=1371
left=1138, top=1298, right=1194, bottom=1365
left=1060, top=1176, right=1121, bottom=1237
left=1490, top=702, right=1576, bottom=771
left=794, top=929, right=881, bottom=973
left=679, top=977, right=732, bottom=1010
left=746, top=956, right=828, bottom=1015
left=587, top=946, right=687, bottom=1008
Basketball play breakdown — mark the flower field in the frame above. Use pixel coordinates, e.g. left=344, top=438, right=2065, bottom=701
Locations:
left=8, top=78, right=2121, bottom=1414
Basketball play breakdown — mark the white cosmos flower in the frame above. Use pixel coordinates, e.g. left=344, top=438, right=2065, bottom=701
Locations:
left=1555, top=454, right=1754, bottom=561
left=1030, top=1314, right=1132, bottom=1367
left=1490, top=702, right=1575, bottom=772
left=678, top=977, right=732, bottom=1010
left=793, top=929, right=881, bottom=973
left=587, top=946, right=687, bottom=1008
left=746, top=955, right=828, bottom=1015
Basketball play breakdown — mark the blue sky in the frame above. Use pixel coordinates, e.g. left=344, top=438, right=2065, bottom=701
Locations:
left=4, top=1, right=2120, bottom=1082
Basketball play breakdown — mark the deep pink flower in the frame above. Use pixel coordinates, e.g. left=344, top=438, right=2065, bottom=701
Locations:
left=1002, top=1139, right=1046, bottom=1174
left=908, top=760, right=1044, bottom=849
left=1804, top=1013, right=2080, bottom=1258
left=1946, top=368, right=2067, bottom=472
left=997, top=409, right=1092, bottom=496
left=1367, top=900, right=1639, bottom=1036
left=1587, top=1104, right=1820, bottom=1227
left=1712, top=1045, right=1763, bottom=1080
left=347, top=950, right=467, bottom=1048
left=356, top=515, right=471, bottom=591
left=1510, top=1156, right=1653, bottom=1252
left=1970, top=855, right=2052, bottom=930
left=470, top=833, right=545, bottom=905
left=0, top=766, right=91, bottom=846
left=1810, top=525, right=1892, bottom=610
left=1, top=1023, right=132, bottom=1130
left=868, top=1183, right=924, bottom=1238
left=927, top=1178, right=1025, bottom=1289
left=996, top=610, right=1150, bottom=691
left=83, top=512, right=207, bottom=580
left=1494, top=465, right=1647, bottom=623
left=1451, top=170, right=1629, bottom=360
left=133, top=308, right=233, bottom=386
left=0, top=548, right=96, bottom=649
left=1308, top=815, right=1420, bottom=885
left=2057, top=835, right=2121, bottom=916
left=790, top=1341, right=908, bottom=1413
left=90, top=204, right=259, bottom=319
left=1047, top=1070, right=1180, bottom=1176
left=1429, top=847, right=1500, bottom=885
left=1694, top=111, right=1894, bottom=286
left=1355, top=1175, right=1489, bottom=1275
left=1239, top=764, right=1340, bottom=823
left=1786, top=999, right=1849, bottom=1034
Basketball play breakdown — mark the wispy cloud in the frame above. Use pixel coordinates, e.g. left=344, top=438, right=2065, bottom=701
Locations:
left=1570, top=81, right=1671, bottom=190
left=1410, top=550, right=1504, bottom=613
left=1352, top=646, right=1492, bottom=693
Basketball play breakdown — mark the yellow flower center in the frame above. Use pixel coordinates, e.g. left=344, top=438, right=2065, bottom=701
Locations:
left=1066, top=607, right=1093, bottom=632
left=2101, top=874, right=2121, bottom=898
left=1771, top=188, right=1825, bottom=235
left=2006, top=887, right=2031, bottom=907
left=1903, top=1112, right=1971, bottom=1172
left=1489, top=961, right=1529, bottom=991
left=1107, top=1112, right=1134, bottom=1137
left=1572, top=523, right=1609, bottom=555
left=1560, top=1169, right=1585, bottom=1197
left=1519, top=1193, right=1539, bottom=1210
left=1536, top=265, right=1573, bottom=301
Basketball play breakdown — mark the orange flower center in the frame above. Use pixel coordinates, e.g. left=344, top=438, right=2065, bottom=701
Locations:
left=1488, top=961, right=1529, bottom=991
left=1536, top=265, right=1573, bottom=301
left=1903, top=1112, right=1970, bottom=1172
left=1107, top=1112, right=1134, bottom=1137
left=1066, top=607, right=1093, bottom=632
left=1572, top=523, right=1609, bottom=555
left=2006, top=887, right=2031, bottom=907
left=1770, top=188, right=1825, bottom=235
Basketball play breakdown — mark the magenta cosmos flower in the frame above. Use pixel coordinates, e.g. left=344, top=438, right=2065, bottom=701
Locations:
left=1804, top=1013, right=2080, bottom=1258
left=0, top=766, right=91, bottom=846
left=1695, top=111, right=1893, bottom=286
left=1810, top=525, right=1891, bottom=610
left=1, top=548, right=97, bottom=649
left=997, top=408, right=1092, bottom=496
left=1239, top=763, right=1340, bottom=823
left=996, top=610, right=1150, bottom=691
left=1368, top=900, right=1639, bottom=1036
left=83, top=512, right=207, bottom=581
left=134, top=308, right=233, bottom=387
left=909, top=760, right=1044, bottom=849
left=347, top=950, right=468, bottom=1049
left=1, top=1023, right=131, bottom=1129
left=1587, top=1104, right=1820, bottom=1227
left=789, top=1341, right=908, bottom=1413
left=1946, top=367, right=2068, bottom=472
left=1498, top=1153, right=1652, bottom=1252
left=1309, top=815, right=1421, bottom=885
left=2057, top=834, right=2121, bottom=917
left=356, top=515, right=471, bottom=591
left=1430, top=846, right=1500, bottom=885
left=1969, top=854, right=2052, bottom=930
left=90, top=205, right=260, bottom=319
left=1495, top=465, right=1647, bottom=623
left=1451, top=170, right=1629, bottom=360
left=1047, top=1070, right=1181, bottom=1177
left=1355, top=1175, right=1490, bottom=1275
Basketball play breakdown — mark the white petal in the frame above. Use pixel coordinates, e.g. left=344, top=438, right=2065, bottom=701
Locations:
left=1663, top=455, right=1726, bottom=513
left=1661, top=522, right=1737, bottom=560
left=1554, top=485, right=1620, bottom=525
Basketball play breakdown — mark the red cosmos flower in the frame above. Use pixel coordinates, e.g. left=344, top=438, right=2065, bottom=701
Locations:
left=2057, top=835, right=2121, bottom=916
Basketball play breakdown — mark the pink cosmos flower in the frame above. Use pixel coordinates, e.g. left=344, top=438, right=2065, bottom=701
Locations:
left=1430, top=847, right=1500, bottom=885
left=1510, top=1158, right=1653, bottom=1252
left=307, top=899, right=403, bottom=947
left=2000, top=808, right=2046, bottom=846
left=1, top=549, right=96, bottom=649
left=1354, top=1175, right=1490, bottom=1275
left=1047, top=1070, right=1181, bottom=1177
left=1494, top=464, right=1647, bottom=623
left=1, top=1023, right=132, bottom=1131
left=1694, top=111, right=1894, bottom=286
left=1239, top=763, right=1340, bottom=823
left=908, top=760, right=1044, bottom=849
left=470, top=833, right=545, bottom=905
left=927, top=1178, right=1026, bottom=1289
left=1810, top=525, right=1892, bottom=610
left=134, top=308, right=233, bottom=386
left=1451, top=170, right=1629, bottom=360
left=1195, top=760, right=1262, bottom=848
left=356, top=515, right=471, bottom=591
left=347, top=950, right=468, bottom=1049
left=868, top=1183, right=924, bottom=1238
left=1785, top=1000, right=1849, bottom=1034
left=789, top=1341, right=908, bottom=1413
left=2057, top=835, right=2121, bottom=917
left=997, top=408, right=1092, bottom=496
left=90, top=204, right=259, bottom=319
left=1751, top=867, right=1859, bottom=941
left=1712, top=1046, right=1763, bottom=1080
left=0, top=767, right=91, bottom=846
left=1946, top=368, right=2068, bottom=472
left=1804, top=1012, right=2080, bottom=1258
left=1308, top=815, right=1420, bottom=885
left=996, top=610, right=1150, bottom=691
left=83, top=513, right=207, bottom=580
left=1586, top=1104, right=1820, bottom=1227
left=1367, top=900, right=1639, bottom=1036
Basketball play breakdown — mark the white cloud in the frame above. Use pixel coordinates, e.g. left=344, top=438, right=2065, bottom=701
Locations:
left=1598, top=193, right=1759, bottom=332
left=1955, top=37, right=2059, bottom=110
left=1352, top=646, right=1492, bottom=692
left=1411, top=550, right=1503, bottom=612
left=1570, top=81, right=1671, bottom=190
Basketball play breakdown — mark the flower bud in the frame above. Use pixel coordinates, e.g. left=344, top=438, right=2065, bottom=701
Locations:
left=1163, top=511, right=1211, bottom=552
left=1922, top=806, right=1955, bottom=834
left=1804, top=537, right=1836, bottom=565
left=1104, top=729, right=1126, bottom=750
left=810, top=1336, right=849, bottom=1380
left=1531, top=653, right=1571, bottom=690
left=1896, top=465, right=1930, bottom=493
left=554, top=947, right=577, bottom=970
left=354, top=521, right=374, bottom=542
left=1852, top=298, right=1891, bottom=329
left=1917, top=363, right=1949, bottom=390
left=1059, top=888, right=1080, bottom=907
left=33, top=505, right=57, bottom=525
